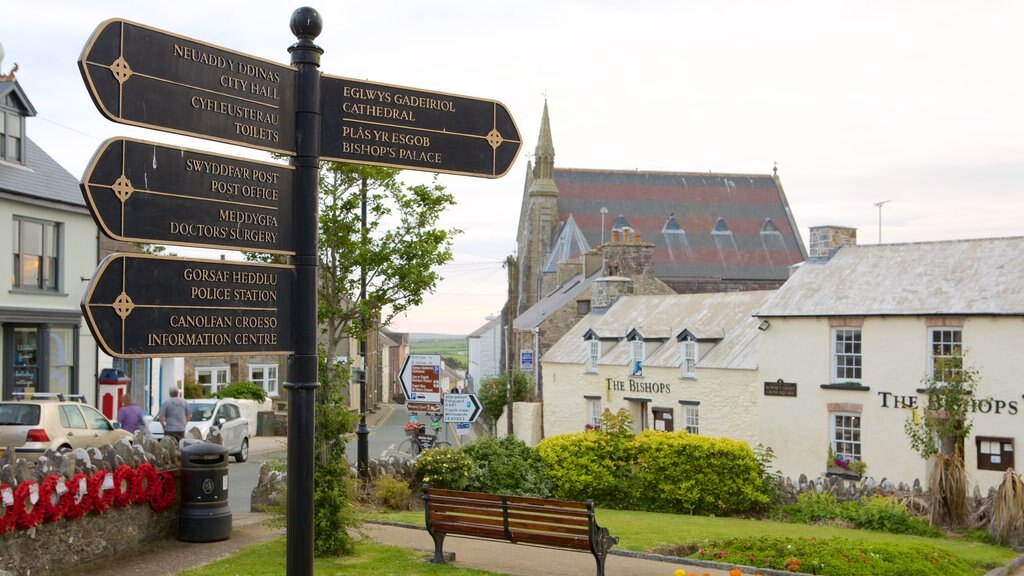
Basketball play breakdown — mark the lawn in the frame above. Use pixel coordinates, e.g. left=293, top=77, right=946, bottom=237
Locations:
left=181, top=539, right=502, bottom=576
left=367, top=508, right=1016, bottom=574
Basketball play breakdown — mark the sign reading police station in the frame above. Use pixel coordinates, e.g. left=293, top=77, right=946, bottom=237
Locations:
left=82, top=254, right=294, bottom=358
left=81, top=138, right=294, bottom=254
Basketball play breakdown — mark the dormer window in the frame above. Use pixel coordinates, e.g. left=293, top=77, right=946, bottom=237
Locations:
left=681, top=337, right=698, bottom=378
left=585, top=335, right=600, bottom=373
left=0, top=110, right=24, bottom=163
left=630, top=334, right=644, bottom=377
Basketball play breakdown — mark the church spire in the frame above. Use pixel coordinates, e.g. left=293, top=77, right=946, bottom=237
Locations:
left=529, top=99, right=558, bottom=196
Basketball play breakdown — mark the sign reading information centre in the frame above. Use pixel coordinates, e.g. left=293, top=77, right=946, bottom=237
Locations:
left=82, top=254, right=295, bottom=358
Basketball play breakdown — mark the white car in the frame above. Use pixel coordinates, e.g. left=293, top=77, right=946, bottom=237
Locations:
left=184, top=399, right=250, bottom=462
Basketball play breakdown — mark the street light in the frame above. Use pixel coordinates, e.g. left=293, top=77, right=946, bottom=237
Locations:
left=600, top=207, right=608, bottom=245
left=873, top=200, right=891, bottom=244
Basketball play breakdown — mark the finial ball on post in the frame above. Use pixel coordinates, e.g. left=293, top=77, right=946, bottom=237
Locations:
left=290, top=7, right=323, bottom=39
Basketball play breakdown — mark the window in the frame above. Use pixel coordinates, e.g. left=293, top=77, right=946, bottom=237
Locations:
left=930, top=328, right=962, bottom=383
left=1, top=111, right=25, bottom=163
left=683, top=405, right=699, bottom=434
left=196, top=366, right=229, bottom=395
left=13, top=217, right=60, bottom=291
left=250, top=364, right=279, bottom=396
left=586, top=339, right=599, bottom=373
left=630, top=337, right=644, bottom=376
left=833, top=329, right=862, bottom=382
left=681, top=338, right=698, bottom=378
left=831, top=413, right=862, bottom=462
left=586, top=398, right=602, bottom=428
left=977, top=437, right=1014, bottom=472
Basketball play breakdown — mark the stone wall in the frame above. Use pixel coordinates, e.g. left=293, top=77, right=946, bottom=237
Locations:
left=0, top=434, right=181, bottom=574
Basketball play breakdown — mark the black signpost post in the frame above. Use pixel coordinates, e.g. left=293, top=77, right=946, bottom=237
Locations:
left=78, top=7, right=520, bottom=575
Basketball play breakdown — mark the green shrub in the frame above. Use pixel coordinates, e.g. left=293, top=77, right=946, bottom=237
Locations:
left=312, top=460, right=358, bottom=557
left=461, top=436, right=551, bottom=497
left=215, top=380, right=268, bottom=402
left=843, top=495, right=942, bottom=537
left=535, top=431, right=632, bottom=504
left=627, top=431, right=771, bottom=515
left=412, top=446, right=472, bottom=490
left=372, top=474, right=413, bottom=510
left=780, top=491, right=843, bottom=524
left=690, top=536, right=974, bottom=576
left=183, top=378, right=206, bottom=399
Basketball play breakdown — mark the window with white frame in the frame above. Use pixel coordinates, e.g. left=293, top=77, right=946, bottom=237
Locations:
left=681, top=338, right=698, bottom=378
left=831, top=412, right=862, bottom=463
left=630, top=337, right=644, bottom=376
left=196, top=366, right=229, bottom=396
left=13, top=217, right=60, bottom=291
left=683, top=404, right=699, bottom=434
left=250, top=364, right=279, bottom=396
left=1, top=110, right=25, bottom=163
left=586, top=339, right=599, bottom=373
left=930, top=328, right=962, bottom=383
left=586, top=398, right=602, bottom=428
left=833, top=328, right=862, bottom=382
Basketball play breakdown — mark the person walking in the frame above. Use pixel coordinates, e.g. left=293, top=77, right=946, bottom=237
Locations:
left=116, top=393, right=143, bottom=433
left=157, top=387, right=190, bottom=442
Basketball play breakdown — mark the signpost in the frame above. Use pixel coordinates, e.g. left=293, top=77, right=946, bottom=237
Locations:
left=82, top=254, right=294, bottom=358
left=78, top=9, right=519, bottom=576
left=399, top=354, right=442, bottom=413
left=443, top=393, right=482, bottom=423
left=81, top=138, right=295, bottom=254
left=320, top=76, right=520, bottom=177
left=520, top=350, right=534, bottom=372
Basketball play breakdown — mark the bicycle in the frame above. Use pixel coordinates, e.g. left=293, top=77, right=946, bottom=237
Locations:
left=391, top=414, right=451, bottom=459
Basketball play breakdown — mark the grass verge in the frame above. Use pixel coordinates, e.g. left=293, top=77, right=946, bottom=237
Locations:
left=366, top=508, right=1016, bottom=574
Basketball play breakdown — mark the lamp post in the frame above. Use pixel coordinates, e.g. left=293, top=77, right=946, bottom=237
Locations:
left=356, top=176, right=369, bottom=481
left=600, top=207, right=608, bottom=245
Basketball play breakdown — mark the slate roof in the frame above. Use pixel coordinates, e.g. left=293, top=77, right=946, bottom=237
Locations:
left=0, top=136, right=84, bottom=208
left=756, top=237, right=1024, bottom=317
left=513, top=271, right=597, bottom=331
left=553, top=168, right=806, bottom=282
left=545, top=291, right=773, bottom=370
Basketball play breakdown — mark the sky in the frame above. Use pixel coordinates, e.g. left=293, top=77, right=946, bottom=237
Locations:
left=4, top=1, right=1023, bottom=335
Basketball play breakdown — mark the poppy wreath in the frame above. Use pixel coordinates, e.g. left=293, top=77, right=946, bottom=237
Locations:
left=0, top=483, right=11, bottom=534
left=132, top=463, right=158, bottom=505
left=111, top=465, right=136, bottom=508
left=89, top=470, right=115, bottom=514
left=148, top=471, right=176, bottom=512
left=63, top=473, right=92, bottom=520
left=11, top=480, right=44, bottom=530
left=39, top=475, right=73, bottom=523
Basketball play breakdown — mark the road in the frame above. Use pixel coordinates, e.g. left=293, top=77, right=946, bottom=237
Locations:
left=227, top=404, right=474, bottom=513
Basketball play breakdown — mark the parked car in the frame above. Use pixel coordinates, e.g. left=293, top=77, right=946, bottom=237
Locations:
left=184, top=399, right=250, bottom=462
left=0, top=393, right=132, bottom=456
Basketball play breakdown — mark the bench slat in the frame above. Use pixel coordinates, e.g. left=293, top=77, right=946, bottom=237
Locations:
left=430, top=502, right=506, bottom=518
left=506, top=509, right=591, bottom=527
left=508, top=529, right=591, bottom=549
left=429, top=511, right=506, bottom=529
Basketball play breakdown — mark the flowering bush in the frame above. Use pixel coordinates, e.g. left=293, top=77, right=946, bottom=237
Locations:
left=412, top=446, right=472, bottom=490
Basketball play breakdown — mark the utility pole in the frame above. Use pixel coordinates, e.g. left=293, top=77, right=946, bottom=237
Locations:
left=505, top=255, right=517, bottom=436
left=873, top=200, right=891, bottom=244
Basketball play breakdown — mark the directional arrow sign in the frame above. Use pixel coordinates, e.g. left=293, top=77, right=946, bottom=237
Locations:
left=443, top=393, right=482, bottom=423
left=321, top=76, right=521, bottom=178
left=81, top=138, right=294, bottom=254
left=398, top=354, right=442, bottom=404
left=82, top=253, right=294, bottom=358
left=78, top=19, right=295, bottom=154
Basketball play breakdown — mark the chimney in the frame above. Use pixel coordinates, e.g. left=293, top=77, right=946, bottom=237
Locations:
left=557, top=259, right=583, bottom=285
left=584, top=250, right=602, bottom=277
left=591, top=276, right=634, bottom=312
left=808, top=226, right=857, bottom=260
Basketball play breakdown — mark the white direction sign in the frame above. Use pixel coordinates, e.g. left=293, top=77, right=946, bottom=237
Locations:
left=399, top=354, right=442, bottom=404
left=443, top=393, right=482, bottom=423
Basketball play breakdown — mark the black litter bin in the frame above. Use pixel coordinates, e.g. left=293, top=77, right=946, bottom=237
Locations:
left=178, top=442, right=232, bottom=542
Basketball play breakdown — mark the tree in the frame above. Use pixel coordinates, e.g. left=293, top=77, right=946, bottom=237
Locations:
left=478, top=370, right=533, bottom=434
left=247, top=162, right=458, bottom=382
left=904, top=355, right=981, bottom=527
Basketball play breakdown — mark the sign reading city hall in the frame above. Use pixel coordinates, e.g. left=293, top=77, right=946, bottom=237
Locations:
left=78, top=19, right=520, bottom=178
left=82, top=254, right=295, bottom=358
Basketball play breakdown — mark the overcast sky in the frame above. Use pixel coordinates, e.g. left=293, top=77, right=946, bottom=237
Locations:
left=4, top=1, right=1023, bottom=335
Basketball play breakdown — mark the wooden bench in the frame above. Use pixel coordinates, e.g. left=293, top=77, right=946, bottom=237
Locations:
left=422, top=485, right=618, bottom=576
